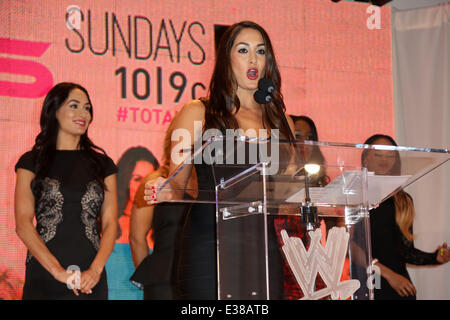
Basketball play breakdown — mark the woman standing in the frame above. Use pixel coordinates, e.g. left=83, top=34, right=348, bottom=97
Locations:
left=146, top=21, right=296, bottom=299
left=362, top=134, right=450, bottom=300
left=14, top=82, right=118, bottom=299
left=105, top=147, right=158, bottom=300
left=129, top=113, right=193, bottom=300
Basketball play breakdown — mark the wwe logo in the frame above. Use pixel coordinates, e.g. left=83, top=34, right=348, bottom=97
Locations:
left=281, top=227, right=360, bottom=300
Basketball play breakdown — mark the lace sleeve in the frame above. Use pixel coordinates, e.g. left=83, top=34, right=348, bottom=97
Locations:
left=400, top=232, right=439, bottom=266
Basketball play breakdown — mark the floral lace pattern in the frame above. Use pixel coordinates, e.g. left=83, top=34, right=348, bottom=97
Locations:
left=27, top=178, right=64, bottom=263
left=400, top=231, right=438, bottom=265
left=80, top=180, right=104, bottom=250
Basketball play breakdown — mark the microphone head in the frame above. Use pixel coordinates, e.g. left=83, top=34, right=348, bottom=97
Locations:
left=254, top=90, right=272, bottom=104
left=258, top=78, right=275, bottom=93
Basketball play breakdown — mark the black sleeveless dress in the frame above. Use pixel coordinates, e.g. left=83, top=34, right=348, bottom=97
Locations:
left=130, top=202, right=191, bottom=299
left=15, top=150, right=116, bottom=300
left=175, top=140, right=284, bottom=299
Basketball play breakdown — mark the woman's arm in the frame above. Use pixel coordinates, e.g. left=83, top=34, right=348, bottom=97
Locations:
left=14, top=169, right=79, bottom=295
left=401, top=236, right=450, bottom=265
left=374, top=261, right=416, bottom=297
left=145, top=100, right=205, bottom=205
left=129, top=204, right=154, bottom=268
left=80, top=173, right=118, bottom=293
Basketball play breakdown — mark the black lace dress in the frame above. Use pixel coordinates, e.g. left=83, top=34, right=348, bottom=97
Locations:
left=370, top=196, right=439, bottom=300
left=130, top=202, right=192, bottom=300
left=15, top=150, right=117, bottom=300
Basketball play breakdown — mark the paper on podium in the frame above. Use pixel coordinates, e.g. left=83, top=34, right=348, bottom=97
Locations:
left=286, top=171, right=411, bottom=207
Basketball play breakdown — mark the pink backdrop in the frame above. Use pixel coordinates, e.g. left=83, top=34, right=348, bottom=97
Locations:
left=0, top=0, right=392, bottom=299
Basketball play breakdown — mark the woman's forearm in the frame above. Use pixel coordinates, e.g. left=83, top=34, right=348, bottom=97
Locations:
left=129, top=205, right=154, bottom=268
left=374, top=261, right=393, bottom=282
left=16, top=220, right=64, bottom=277
left=89, top=220, right=117, bottom=273
left=129, top=237, right=150, bottom=268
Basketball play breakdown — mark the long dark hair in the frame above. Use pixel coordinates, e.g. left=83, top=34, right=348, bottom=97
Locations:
left=116, top=146, right=160, bottom=214
left=204, top=21, right=292, bottom=141
left=31, top=82, right=107, bottom=191
left=116, top=146, right=159, bottom=240
left=361, top=134, right=414, bottom=240
left=290, top=115, right=320, bottom=141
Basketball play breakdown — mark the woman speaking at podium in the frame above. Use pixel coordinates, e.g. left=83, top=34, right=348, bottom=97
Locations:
left=145, top=21, right=296, bottom=299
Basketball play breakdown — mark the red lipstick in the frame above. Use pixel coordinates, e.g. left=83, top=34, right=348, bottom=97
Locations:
left=247, top=68, right=258, bottom=80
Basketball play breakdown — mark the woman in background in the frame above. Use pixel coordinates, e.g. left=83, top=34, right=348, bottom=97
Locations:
left=290, top=115, right=328, bottom=186
left=362, top=134, right=450, bottom=300
left=116, top=147, right=159, bottom=243
left=14, top=82, right=117, bottom=299
left=130, top=114, right=193, bottom=299
left=105, top=146, right=159, bottom=300
left=273, top=114, right=331, bottom=299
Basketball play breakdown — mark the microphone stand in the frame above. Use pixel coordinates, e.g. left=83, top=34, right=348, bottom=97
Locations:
left=301, top=171, right=319, bottom=232
left=254, top=78, right=319, bottom=231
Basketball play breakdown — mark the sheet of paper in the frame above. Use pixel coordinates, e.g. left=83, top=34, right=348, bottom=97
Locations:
left=285, top=171, right=411, bottom=207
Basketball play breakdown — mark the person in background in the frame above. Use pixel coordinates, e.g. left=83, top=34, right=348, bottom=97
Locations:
left=116, top=147, right=159, bottom=243
left=105, top=146, right=158, bottom=300
left=362, top=134, right=450, bottom=300
left=129, top=114, right=193, bottom=299
left=14, top=82, right=118, bottom=299
left=290, top=115, right=328, bottom=186
left=272, top=115, right=332, bottom=299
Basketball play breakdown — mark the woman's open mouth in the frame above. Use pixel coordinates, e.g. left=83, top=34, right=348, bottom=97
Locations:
left=247, top=68, right=258, bottom=80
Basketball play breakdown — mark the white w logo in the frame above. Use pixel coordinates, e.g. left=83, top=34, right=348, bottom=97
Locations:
left=281, top=227, right=360, bottom=300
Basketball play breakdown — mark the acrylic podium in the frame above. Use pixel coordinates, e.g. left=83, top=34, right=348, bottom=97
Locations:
left=155, top=136, right=450, bottom=300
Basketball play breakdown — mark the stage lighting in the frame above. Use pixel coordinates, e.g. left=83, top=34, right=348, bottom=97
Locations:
left=304, top=164, right=321, bottom=175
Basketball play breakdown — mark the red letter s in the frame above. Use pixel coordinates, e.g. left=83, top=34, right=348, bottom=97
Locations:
left=0, top=38, right=53, bottom=98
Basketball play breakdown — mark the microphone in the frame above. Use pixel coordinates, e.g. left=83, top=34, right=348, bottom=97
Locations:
left=258, top=78, right=275, bottom=93
left=254, top=89, right=272, bottom=104
left=254, top=78, right=275, bottom=104
left=253, top=77, right=296, bottom=141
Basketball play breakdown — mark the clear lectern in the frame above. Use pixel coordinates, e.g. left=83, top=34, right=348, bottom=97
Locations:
left=156, top=137, right=449, bottom=300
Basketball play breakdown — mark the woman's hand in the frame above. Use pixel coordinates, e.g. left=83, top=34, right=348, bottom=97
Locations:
left=80, top=268, right=102, bottom=294
left=144, top=177, right=168, bottom=205
left=436, top=242, right=450, bottom=264
left=385, top=270, right=416, bottom=297
left=53, top=267, right=80, bottom=296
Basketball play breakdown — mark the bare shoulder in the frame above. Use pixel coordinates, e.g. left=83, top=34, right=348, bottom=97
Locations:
left=179, top=99, right=205, bottom=118
left=173, top=99, right=206, bottom=128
